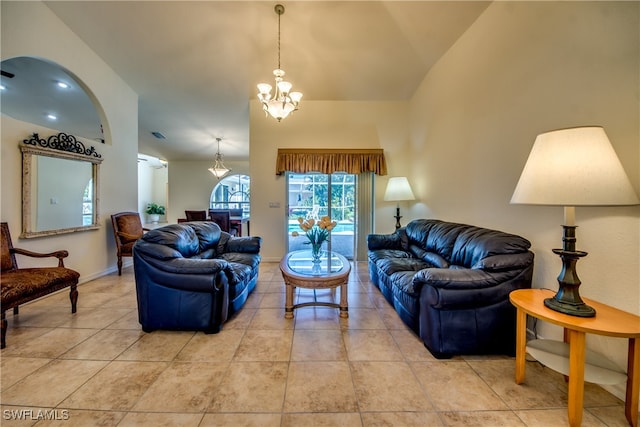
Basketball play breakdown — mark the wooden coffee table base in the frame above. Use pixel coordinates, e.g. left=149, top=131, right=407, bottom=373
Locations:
left=283, top=279, right=349, bottom=319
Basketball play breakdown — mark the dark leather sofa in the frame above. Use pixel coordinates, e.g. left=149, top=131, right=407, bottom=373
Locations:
left=367, top=219, right=534, bottom=358
left=133, top=221, right=261, bottom=334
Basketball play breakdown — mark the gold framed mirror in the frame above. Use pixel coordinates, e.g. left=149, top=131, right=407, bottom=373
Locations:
left=21, top=132, right=103, bottom=238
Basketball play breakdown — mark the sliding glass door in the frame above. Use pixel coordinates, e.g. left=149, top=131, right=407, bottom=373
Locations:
left=287, top=173, right=356, bottom=260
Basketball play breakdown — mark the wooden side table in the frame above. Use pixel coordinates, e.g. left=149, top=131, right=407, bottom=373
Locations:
left=510, top=289, right=640, bottom=427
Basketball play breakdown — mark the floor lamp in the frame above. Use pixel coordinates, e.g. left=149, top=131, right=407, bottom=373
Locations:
left=384, top=177, right=415, bottom=230
left=511, top=126, right=639, bottom=317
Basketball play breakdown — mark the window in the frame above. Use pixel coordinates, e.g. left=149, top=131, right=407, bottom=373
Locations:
left=210, top=174, right=250, bottom=214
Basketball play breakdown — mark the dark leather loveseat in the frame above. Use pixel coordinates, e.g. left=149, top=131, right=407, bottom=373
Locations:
left=368, top=219, right=534, bottom=358
left=133, top=221, right=261, bottom=334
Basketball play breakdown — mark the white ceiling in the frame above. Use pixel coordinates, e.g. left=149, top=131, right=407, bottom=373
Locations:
left=2, top=1, right=490, bottom=162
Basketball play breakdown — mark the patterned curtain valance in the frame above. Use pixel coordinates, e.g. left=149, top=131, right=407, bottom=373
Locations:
left=275, top=149, right=387, bottom=176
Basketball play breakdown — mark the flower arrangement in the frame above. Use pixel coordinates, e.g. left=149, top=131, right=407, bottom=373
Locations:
left=292, top=215, right=337, bottom=262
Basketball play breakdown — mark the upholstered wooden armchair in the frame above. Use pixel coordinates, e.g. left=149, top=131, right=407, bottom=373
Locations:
left=1, top=222, right=80, bottom=348
left=111, top=212, right=148, bottom=275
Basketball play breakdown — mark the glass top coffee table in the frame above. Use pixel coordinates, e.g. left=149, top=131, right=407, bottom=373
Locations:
left=279, top=250, right=351, bottom=319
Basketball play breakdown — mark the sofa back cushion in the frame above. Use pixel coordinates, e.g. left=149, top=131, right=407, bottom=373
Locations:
left=140, top=224, right=200, bottom=258
left=406, top=220, right=463, bottom=261
left=188, top=221, right=222, bottom=253
left=450, top=226, right=531, bottom=268
left=404, top=219, right=531, bottom=269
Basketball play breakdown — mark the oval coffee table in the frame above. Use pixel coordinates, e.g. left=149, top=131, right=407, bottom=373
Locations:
left=280, top=250, right=350, bottom=319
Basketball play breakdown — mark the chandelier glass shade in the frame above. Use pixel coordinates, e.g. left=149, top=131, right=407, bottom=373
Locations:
left=257, top=4, right=302, bottom=122
left=208, top=138, right=231, bottom=179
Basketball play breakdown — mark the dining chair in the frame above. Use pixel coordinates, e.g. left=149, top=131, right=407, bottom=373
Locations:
left=185, top=210, right=207, bottom=221
left=209, top=211, right=237, bottom=236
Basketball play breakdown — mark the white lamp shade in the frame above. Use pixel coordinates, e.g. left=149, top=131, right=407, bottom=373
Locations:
left=511, top=126, right=639, bottom=206
left=384, top=177, right=415, bottom=202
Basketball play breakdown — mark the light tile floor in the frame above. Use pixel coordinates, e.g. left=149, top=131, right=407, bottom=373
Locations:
left=0, top=262, right=629, bottom=426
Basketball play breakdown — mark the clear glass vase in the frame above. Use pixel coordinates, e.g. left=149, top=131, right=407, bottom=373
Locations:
left=310, top=243, right=322, bottom=264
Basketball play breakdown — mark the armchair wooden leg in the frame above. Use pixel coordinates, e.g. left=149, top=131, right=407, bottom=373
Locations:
left=1, top=311, right=7, bottom=349
left=13, top=306, right=19, bottom=315
left=69, top=285, right=78, bottom=313
left=117, top=256, right=123, bottom=276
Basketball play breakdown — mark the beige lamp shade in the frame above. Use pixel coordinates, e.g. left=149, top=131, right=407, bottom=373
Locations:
left=384, top=177, right=415, bottom=202
left=511, top=126, right=639, bottom=207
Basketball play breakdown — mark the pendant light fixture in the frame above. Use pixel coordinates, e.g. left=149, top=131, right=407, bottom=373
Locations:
left=208, top=137, right=231, bottom=179
left=257, top=4, right=302, bottom=122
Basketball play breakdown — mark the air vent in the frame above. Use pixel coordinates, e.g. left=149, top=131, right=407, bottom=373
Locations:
left=151, top=131, right=166, bottom=140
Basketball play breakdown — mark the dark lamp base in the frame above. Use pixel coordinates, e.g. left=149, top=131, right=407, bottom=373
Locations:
left=544, top=296, right=596, bottom=318
left=546, top=225, right=596, bottom=318
left=394, top=207, right=402, bottom=230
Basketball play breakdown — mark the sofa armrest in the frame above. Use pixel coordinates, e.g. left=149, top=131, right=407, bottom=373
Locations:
left=414, top=268, right=498, bottom=290
left=226, top=236, right=262, bottom=254
left=472, top=252, right=534, bottom=272
left=367, top=232, right=403, bottom=250
left=138, top=255, right=229, bottom=275
left=418, top=267, right=525, bottom=309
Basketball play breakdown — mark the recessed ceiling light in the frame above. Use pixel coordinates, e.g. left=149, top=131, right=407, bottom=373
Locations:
left=57, top=81, right=69, bottom=89
left=47, top=114, right=57, bottom=120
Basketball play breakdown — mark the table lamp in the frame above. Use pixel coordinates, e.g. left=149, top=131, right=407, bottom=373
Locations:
left=384, top=177, right=415, bottom=230
left=511, top=126, right=639, bottom=317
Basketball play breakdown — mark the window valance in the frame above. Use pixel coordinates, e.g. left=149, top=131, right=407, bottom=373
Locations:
left=275, top=149, right=387, bottom=175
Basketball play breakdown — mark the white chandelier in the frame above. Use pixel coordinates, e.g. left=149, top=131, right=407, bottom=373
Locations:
left=208, top=138, right=231, bottom=179
left=257, top=4, right=302, bottom=122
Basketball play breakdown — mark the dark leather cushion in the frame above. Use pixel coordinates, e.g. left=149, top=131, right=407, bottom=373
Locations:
left=141, top=224, right=199, bottom=258
left=408, top=245, right=450, bottom=268
left=188, top=221, right=222, bottom=252
left=451, top=227, right=531, bottom=268
left=377, top=257, right=431, bottom=277
left=368, top=249, right=412, bottom=265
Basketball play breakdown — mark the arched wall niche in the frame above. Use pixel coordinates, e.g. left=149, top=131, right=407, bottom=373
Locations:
left=0, top=55, right=112, bottom=146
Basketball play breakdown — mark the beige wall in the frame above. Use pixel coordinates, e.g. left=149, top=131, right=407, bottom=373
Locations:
left=249, top=100, right=409, bottom=262
left=408, top=1, right=639, bottom=398
left=1, top=1, right=138, bottom=280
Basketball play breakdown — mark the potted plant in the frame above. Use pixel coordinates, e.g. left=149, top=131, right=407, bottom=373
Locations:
left=145, top=203, right=165, bottom=223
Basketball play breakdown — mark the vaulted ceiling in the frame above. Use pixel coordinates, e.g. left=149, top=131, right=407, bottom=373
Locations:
left=2, top=1, right=490, bottom=162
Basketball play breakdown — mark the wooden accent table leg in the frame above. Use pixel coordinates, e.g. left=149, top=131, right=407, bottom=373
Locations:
left=339, top=282, right=348, bottom=318
left=567, top=329, right=586, bottom=427
left=515, top=308, right=526, bottom=384
left=285, top=282, right=294, bottom=319
left=626, top=338, right=639, bottom=427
